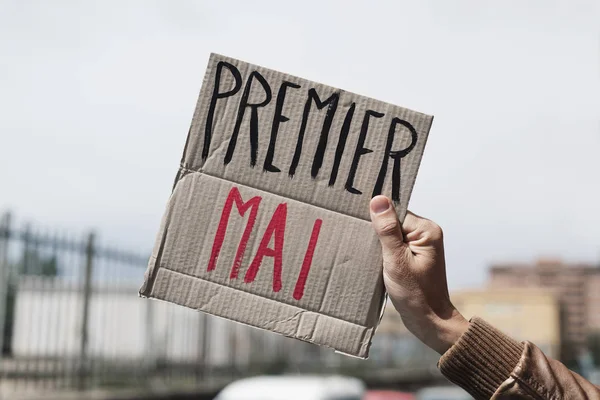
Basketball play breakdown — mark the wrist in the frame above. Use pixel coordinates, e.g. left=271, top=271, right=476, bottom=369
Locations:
left=428, top=309, right=469, bottom=355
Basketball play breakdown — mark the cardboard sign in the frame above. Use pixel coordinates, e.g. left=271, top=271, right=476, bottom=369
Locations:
left=140, top=54, right=433, bottom=358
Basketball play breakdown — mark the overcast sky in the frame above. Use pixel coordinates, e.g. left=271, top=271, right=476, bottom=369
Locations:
left=1, top=0, right=598, bottom=289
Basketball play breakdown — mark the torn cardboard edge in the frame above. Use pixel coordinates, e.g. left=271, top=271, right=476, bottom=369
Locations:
left=140, top=172, right=386, bottom=358
left=139, top=172, right=385, bottom=358
left=141, top=266, right=381, bottom=358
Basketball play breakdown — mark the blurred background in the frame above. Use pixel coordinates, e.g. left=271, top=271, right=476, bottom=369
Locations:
left=1, top=0, right=598, bottom=399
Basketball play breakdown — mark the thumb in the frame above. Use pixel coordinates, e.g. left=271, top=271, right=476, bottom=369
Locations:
left=370, top=196, right=405, bottom=252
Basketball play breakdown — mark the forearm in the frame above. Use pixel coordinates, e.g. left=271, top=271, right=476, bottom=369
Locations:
left=368, top=201, right=600, bottom=398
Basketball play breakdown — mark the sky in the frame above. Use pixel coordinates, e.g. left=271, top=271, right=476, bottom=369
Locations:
left=1, top=0, right=599, bottom=289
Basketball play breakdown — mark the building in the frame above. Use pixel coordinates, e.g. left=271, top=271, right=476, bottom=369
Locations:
left=489, top=258, right=600, bottom=359
left=451, top=288, right=560, bottom=358
left=376, top=287, right=560, bottom=361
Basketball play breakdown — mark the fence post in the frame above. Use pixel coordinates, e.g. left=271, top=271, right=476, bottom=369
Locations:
left=0, top=212, right=12, bottom=357
left=144, top=297, right=156, bottom=377
left=200, top=313, right=211, bottom=375
left=78, top=232, right=95, bottom=390
left=229, top=324, right=238, bottom=374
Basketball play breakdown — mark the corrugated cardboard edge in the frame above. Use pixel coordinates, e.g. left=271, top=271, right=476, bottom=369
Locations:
left=140, top=53, right=435, bottom=358
left=139, top=172, right=383, bottom=358
left=398, top=113, right=433, bottom=221
left=142, top=266, right=377, bottom=357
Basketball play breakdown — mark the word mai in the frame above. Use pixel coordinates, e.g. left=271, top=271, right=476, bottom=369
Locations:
left=203, top=61, right=419, bottom=202
left=207, top=187, right=322, bottom=301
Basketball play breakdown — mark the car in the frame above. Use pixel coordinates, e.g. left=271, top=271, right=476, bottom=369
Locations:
left=415, top=386, right=472, bottom=400
left=215, top=375, right=366, bottom=400
left=364, top=389, right=415, bottom=400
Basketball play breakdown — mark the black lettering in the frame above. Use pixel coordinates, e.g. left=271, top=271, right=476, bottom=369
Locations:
left=372, top=118, right=418, bottom=202
left=328, top=103, right=355, bottom=186
left=204, top=62, right=242, bottom=159
left=263, top=81, right=301, bottom=172
left=289, top=89, right=339, bottom=177
left=310, top=93, right=339, bottom=178
left=345, top=110, right=384, bottom=195
left=225, top=71, right=272, bottom=167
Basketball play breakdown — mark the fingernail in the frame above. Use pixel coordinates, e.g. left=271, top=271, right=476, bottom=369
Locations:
left=370, top=196, right=390, bottom=214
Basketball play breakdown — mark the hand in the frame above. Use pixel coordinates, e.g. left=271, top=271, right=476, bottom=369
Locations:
left=370, top=195, right=469, bottom=355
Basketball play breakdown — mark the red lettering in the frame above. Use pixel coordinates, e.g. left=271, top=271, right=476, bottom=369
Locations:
left=293, top=219, right=323, bottom=300
left=244, top=203, right=287, bottom=292
left=209, top=188, right=323, bottom=299
left=207, top=187, right=262, bottom=278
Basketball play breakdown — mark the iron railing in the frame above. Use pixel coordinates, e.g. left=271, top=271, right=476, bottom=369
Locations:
left=0, top=211, right=439, bottom=398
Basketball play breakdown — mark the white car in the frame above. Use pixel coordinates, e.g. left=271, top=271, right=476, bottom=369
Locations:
left=215, top=375, right=366, bottom=400
left=415, top=386, right=472, bottom=400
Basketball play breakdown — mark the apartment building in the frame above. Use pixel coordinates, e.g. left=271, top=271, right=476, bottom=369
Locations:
left=489, top=258, right=600, bottom=359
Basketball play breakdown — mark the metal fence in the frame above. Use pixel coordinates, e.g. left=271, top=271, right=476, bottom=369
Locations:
left=0, top=211, right=440, bottom=398
left=0, top=211, right=218, bottom=396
